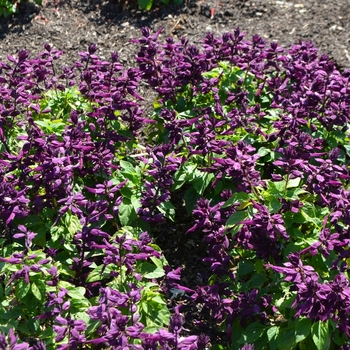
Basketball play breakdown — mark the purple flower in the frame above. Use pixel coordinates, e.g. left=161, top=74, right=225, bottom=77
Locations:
left=240, top=345, right=255, bottom=350
left=301, top=216, right=343, bottom=258
left=266, top=252, right=318, bottom=284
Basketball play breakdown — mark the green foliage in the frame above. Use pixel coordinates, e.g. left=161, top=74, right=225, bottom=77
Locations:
left=137, top=0, right=183, bottom=10
left=4, top=32, right=350, bottom=349
left=0, top=0, right=41, bottom=17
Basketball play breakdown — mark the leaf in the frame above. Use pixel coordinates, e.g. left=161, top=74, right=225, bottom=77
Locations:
left=257, top=147, right=270, bottom=157
left=267, top=180, right=286, bottom=195
left=118, top=201, right=137, bottom=226
left=50, top=225, right=66, bottom=242
left=0, top=308, right=22, bottom=321
left=238, top=260, right=255, bottom=277
left=237, top=322, right=267, bottom=344
left=140, top=299, right=170, bottom=326
left=149, top=256, right=166, bottom=270
left=266, top=326, right=279, bottom=350
left=343, top=144, right=350, bottom=157
left=31, top=283, right=42, bottom=301
left=300, top=209, right=320, bottom=227
left=144, top=268, right=165, bottom=279
left=67, top=286, right=86, bottom=300
left=143, top=325, right=159, bottom=334
left=222, top=192, right=250, bottom=208
left=65, top=212, right=82, bottom=237
left=131, top=195, right=141, bottom=212
left=226, top=211, right=248, bottom=227
left=157, top=201, right=175, bottom=221
left=86, top=265, right=111, bottom=283
left=138, top=0, right=153, bottom=10
left=15, top=279, right=31, bottom=300
left=120, top=160, right=140, bottom=184
left=286, top=177, right=301, bottom=188
left=295, top=318, right=312, bottom=343
left=192, top=170, right=214, bottom=195
left=139, top=262, right=165, bottom=279
left=184, top=187, right=200, bottom=214
left=230, top=320, right=244, bottom=350
left=311, top=320, right=331, bottom=350
left=276, top=326, right=297, bottom=350
left=268, top=197, right=282, bottom=213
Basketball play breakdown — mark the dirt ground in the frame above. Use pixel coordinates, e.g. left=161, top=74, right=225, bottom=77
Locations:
left=1, top=0, right=350, bottom=71
left=2, top=0, right=350, bottom=344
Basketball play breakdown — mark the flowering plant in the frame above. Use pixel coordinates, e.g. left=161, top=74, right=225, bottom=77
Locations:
left=1, top=27, right=350, bottom=349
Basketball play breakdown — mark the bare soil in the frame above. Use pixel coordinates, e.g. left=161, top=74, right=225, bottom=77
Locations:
left=1, top=0, right=350, bottom=71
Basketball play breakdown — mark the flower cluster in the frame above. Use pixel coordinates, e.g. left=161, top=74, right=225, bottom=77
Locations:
left=3, top=27, right=350, bottom=349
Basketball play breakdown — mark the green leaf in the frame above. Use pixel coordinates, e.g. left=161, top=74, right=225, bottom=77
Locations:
left=0, top=308, right=22, bottom=321
left=222, top=192, right=250, bottom=208
left=35, top=119, right=66, bottom=135
left=266, top=180, right=286, bottom=195
left=237, top=260, right=255, bottom=277
left=343, top=144, right=350, bottom=157
left=299, top=335, right=317, bottom=350
left=50, top=225, right=66, bottom=243
left=266, top=326, right=279, bottom=350
left=64, top=212, right=82, bottom=237
left=237, top=322, right=267, bottom=344
left=118, top=201, right=137, bottom=226
left=226, top=211, right=248, bottom=227
left=140, top=299, right=170, bottom=326
left=268, top=197, right=282, bottom=213
left=138, top=0, right=153, bottom=10
left=15, top=279, right=31, bottom=300
left=144, top=268, right=165, bottom=279
left=286, top=177, right=301, bottom=188
left=295, top=318, right=312, bottom=343
left=31, top=283, right=42, bottom=301
left=143, top=325, right=159, bottom=334
left=257, top=147, right=270, bottom=157
left=86, top=265, right=111, bottom=283
left=184, top=187, right=200, bottom=214
left=332, top=328, right=347, bottom=346
left=67, top=286, right=86, bottom=300
left=192, top=170, right=214, bottom=195
left=131, top=195, right=141, bottom=212
left=230, top=320, right=244, bottom=349
left=149, top=294, right=167, bottom=305
left=120, top=160, right=141, bottom=184
left=311, top=320, right=330, bottom=350
left=276, top=326, right=297, bottom=350
left=139, top=262, right=165, bottom=279
left=157, top=201, right=175, bottom=221
left=149, top=256, right=166, bottom=270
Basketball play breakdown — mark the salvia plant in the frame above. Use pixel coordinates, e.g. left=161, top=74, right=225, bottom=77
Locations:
left=1, top=27, right=350, bottom=350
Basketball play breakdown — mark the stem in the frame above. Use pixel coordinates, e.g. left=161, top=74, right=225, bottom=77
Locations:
left=283, top=171, right=290, bottom=194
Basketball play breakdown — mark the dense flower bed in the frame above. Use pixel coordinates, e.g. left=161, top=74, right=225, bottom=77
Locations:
left=1, top=27, right=350, bottom=349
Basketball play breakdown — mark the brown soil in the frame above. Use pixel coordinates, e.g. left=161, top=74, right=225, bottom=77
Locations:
left=1, top=0, right=350, bottom=71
